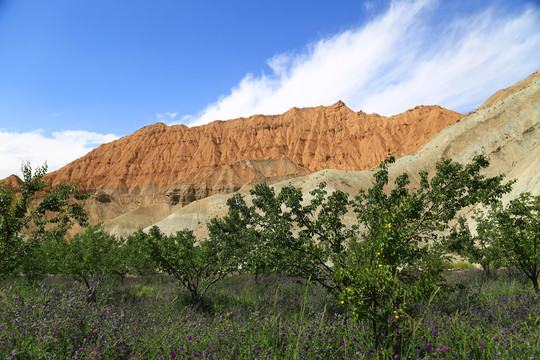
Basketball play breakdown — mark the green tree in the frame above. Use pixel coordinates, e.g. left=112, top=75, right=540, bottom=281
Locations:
left=211, top=155, right=511, bottom=349
left=123, top=229, right=158, bottom=277
left=207, top=193, right=269, bottom=278
left=489, top=193, right=540, bottom=292
left=208, top=182, right=353, bottom=290
left=142, top=226, right=230, bottom=303
left=445, top=215, right=504, bottom=275
left=16, top=235, right=53, bottom=283
left=333, top=155, right=512, bottom=348
left=0, top=163, right=89, bottom=278
left=60, top=225, right=124, bottom=297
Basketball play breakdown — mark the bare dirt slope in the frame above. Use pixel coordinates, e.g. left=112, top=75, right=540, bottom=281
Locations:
left=390, top=69, right=540, bottom=199
left=0, top=175, right=24, bottom=191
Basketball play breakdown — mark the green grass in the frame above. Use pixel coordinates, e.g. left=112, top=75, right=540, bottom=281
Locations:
left=1, top=269, right=539, bottom=359
left=445, top=260, right=477, bottom=270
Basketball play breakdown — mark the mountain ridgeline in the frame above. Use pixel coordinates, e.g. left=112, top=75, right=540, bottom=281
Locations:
left=43, top=102, right=462, bottom=202
left=2, top=69, right=539, bottom=238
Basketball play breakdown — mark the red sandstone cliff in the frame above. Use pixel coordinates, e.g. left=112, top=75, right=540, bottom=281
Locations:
left=43, top=101, right=462, bottom=205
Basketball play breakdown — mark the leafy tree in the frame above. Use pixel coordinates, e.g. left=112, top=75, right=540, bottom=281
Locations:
left=210, top=155, right=511, bottom=348
left=445, top=215, right=504, bottom=275
left=0, top=163, right=89, bottom=278
left=16, top=235, right=53, bottom=283
left=488, top=193, right=540, bottom=292
left=123, top=229, right=158, bottom=277
left=333, top=155, right=512, bottom=348
left=208, top=182, right=353, bottom=290
left=142, top=226, right=230, bottom=303
left=207, top=193, right=270, bottom=279
left=60, top=225, right=124, bottom=297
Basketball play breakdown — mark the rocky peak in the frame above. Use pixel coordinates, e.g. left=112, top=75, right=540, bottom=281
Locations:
left=44, top=102, right=462, bottom=206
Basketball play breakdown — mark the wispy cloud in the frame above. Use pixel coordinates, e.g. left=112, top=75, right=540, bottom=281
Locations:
left=363, top=1, right=376, bottom=11
left=156, top=112, right=192, bottom=125
left=0, top=130, right=119, bottom=179
left=156, top=112, right=178, bottom=122
left=187, top=0, right=540, bottom=126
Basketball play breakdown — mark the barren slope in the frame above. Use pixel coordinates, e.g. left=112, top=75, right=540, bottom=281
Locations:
left=145, top=69, right=540, bottom=239
left=45, top=103, right=461, bottom=201
left=17, top=101, right=458, bottom=235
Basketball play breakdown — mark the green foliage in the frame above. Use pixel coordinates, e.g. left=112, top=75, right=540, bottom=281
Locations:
left=207, top=193, right=271, bottom=278
left=208, top=182, right=353, bottom=290
left=123, top=229, right=158, bottom=277
left=446, top=260, right=477, bottom=270
left=59, top=225, right=124, bottom=296
left=445, top=215, right=504, bottom=275
left=16, top=235, right=53, bottom=283
left=488, top=193, right=540, bottom=292
left=212, top=155, right=512, bottom=348
left=448, top=193, right=540, bottom=291
left=142, top=226, right=230, bottom=303
left=0, top=163, right=89, bottom=279
left=1, top=156, right=523, bottom=353
left=334, top=155, right=512, bottom=347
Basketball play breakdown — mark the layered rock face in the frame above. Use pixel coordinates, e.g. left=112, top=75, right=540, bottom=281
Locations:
left=45, top=102, right=462, bottom=205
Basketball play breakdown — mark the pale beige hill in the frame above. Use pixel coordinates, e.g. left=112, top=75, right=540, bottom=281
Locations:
left=390, top=68, right=540, bottom=197
left=146, top=169, right=373, bottom=239
left=102, top=202, right=182, bottom=237
left=146, top=194, right=233, bottom=239
left=140, top=69, right=540, bottom=239
left=478, top=69, right=540, bottom=109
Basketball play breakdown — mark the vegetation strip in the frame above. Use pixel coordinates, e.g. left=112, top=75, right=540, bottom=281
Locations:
left=1, top=156, right=539, bottom=358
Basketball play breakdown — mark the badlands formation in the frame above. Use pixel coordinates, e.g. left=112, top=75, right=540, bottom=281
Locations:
left=2, top=69, right=538, bottom=238
left=45, top=103, right=461, bottom=198
left=146, top=69, right=540, bottom=239
left=0, top=174, right=24, bottom=191
left=41, top=102, right=461, bottom=235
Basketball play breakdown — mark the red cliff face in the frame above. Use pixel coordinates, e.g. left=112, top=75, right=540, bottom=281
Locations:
left=44, top=101, right=462, bottom=204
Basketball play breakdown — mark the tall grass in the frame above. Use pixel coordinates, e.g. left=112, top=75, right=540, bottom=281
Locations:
left=1, top=270, right=539, bottom=359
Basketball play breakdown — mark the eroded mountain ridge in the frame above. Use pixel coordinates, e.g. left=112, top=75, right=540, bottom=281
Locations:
left=42, top=102, right=462, bottom=206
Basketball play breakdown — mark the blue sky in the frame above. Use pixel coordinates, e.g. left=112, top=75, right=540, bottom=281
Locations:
left=0, top=0, right=539, bottom=179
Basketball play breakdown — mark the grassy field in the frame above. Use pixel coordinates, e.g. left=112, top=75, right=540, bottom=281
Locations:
left=1, top=269, right=539, bottom=359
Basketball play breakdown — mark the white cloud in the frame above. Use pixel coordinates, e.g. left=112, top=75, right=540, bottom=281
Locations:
left=363, top=1, right=376, bottom=11
left=187, top=0, right=540, bottom=126
left=0, top=130, right=119, bottom=179
left=156, top=111, right=178, bottom=121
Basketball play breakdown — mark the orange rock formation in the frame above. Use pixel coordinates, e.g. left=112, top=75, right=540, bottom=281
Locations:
left=44, top=101, right=462, bottom=204
left=0, top=174, right=24, bottom=191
